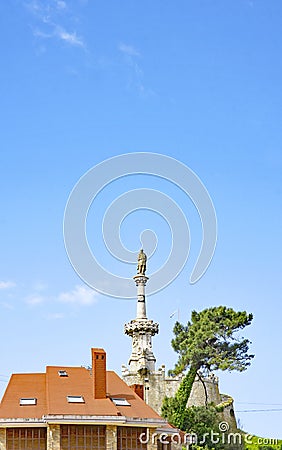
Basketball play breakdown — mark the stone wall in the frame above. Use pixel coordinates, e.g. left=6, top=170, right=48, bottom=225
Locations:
left=219, top=394, right=238, bottom=432
left=122, top=365, right=183, bottom=414
left=187, top=373, right=221, bottom=407
left=122, top=365, right=238, bottom=431
left=122, top=366, right=223, bottom=415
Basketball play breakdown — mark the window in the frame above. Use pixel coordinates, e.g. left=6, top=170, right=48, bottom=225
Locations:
left=67, top=395, right=85, bottom=403
left=61, top=425, right=106, bottom=450
left=7, top=427, right=46, bottom=450
left=117, top=427, right=147, bottom=450
left=111, top=398, right=130, bottom=406
left=58, top=370, right=68, bottom=377
left=20, top=398, right=37, bottom=405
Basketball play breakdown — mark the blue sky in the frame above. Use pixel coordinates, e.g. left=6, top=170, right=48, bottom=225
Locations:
left=1, top=0, right=282, bottom=439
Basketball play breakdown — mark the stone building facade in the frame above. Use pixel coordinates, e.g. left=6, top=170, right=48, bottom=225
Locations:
left=0, top=348, right=176, bottom=450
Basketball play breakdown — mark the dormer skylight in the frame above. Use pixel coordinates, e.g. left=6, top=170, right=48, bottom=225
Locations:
left=67, top=395, right=85, bottom=403
left=58, top=370, right=68, bottom=377
left=111, top=397, right=130, bottom=406
left=20, top=398, right=37, bottom=406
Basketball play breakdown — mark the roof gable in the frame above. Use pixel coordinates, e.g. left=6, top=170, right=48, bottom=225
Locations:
left=0, top=368, right=162, bottom=421
left=0, top=373, right=46, bottom=419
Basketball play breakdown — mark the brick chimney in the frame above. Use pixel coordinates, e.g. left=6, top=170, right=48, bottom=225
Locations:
left=130, top=384, right=144, bottom=400
left=91, top=348, right=106, bottom=399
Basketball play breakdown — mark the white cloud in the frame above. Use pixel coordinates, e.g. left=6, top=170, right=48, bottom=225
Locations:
left=59, top=285, right=97, bottom=306
left=25, top=0, right=41, bottom=14
left=118, top=43, right=140, bottom=57
left=55, top=27, right=84, bottom=47
left=0, top=301, right=15, bottom=310
left=26, top=294, right=45, bottom=305
left=56, top=0, right=66, bottom=10
left=33, top=28, right=53, bottom=39
left=33, top=26, right=85, bottom=48
left=46, top=312, right=65, bottom=320
left=118, top=43, right=154, bottom=97
left=32, top=281, right=48, bottom=292
left=21, top=283, right=97, bottom=309
left=26, top=0, right=86, bottom=49
left=0, top=281, right=16, bottom=290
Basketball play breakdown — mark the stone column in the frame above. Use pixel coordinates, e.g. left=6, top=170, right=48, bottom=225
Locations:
left=134, top=275, right=149, bottom=319
left=106, top=425, right=117, bottom=450
left=147, top=428, right=158, bottom=450
left=0, top=428, right=6, bottom=450
left=124, top=271, right=159, bottom=374
left=47, top=424, right=60, bottom=450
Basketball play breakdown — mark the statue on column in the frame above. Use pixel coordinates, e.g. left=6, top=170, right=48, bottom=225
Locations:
left=137, top=249, right=147, bottom=275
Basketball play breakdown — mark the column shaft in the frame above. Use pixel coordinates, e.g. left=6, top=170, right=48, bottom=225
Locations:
left=0, top=428, right=6, bottom=450
left=106, top=425, right=117, bottom=450
left=47, top=424, right=60, bottom=450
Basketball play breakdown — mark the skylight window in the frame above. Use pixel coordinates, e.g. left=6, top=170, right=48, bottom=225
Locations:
left=111, top=398, right=130, bottom=406
left=58, top=370, right=68, bottom=377
left=67, top=395, right=85, bottom=403
left=20, top=398, right=37, bottom=406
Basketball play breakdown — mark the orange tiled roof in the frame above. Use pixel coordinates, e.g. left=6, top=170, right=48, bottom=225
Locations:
left=0, top=366, right=162, bottom=422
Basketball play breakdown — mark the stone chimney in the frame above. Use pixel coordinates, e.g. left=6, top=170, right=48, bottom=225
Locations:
left=91, top=348, right=106, bottom=399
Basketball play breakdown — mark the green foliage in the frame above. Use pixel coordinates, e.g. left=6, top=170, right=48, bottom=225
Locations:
left=162, top=306, right=254, bottom=434
left=215, top=395, right=233, bottom=412
left=182, top=405, right=224, bottom=449
left=162, top=396, right=179, bottom=425
left=163, top=403, right=240, bottom=449
left=258, top=447, right=278, bottom=450
left=164, top=404, right=223, bottom=449
left=171, top=306, right=254, bottom=375
left=162, top=365, right=198, bottom=429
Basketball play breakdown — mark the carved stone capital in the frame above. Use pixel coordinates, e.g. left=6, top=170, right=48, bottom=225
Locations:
left=124, top=319, right=159, bottom=336
left=133, top=275, right=149, bottom=286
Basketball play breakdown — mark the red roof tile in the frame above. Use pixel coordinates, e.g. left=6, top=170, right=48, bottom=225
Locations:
left=0, top=366, right=162, bottom=421
left=0, top=373, right=46, bottom=419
